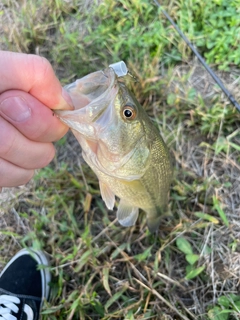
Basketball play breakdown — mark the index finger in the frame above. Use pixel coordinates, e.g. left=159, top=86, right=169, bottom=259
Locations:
left=0, top=50, right=72, bottom=110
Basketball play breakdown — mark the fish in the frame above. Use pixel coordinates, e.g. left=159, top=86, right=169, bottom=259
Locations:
left=56, top=62, right=173, bottom=232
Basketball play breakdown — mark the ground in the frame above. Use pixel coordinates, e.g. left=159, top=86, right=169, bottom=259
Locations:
left=0, top=1, right=240, bottom=319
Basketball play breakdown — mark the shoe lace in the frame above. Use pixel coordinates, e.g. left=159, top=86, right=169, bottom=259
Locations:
left=0, top=295, right=34, bottom=320
left=0, top=295, right=20, bottom=320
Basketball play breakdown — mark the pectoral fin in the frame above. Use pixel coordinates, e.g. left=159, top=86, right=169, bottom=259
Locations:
left=117, top=200, right=139, bottom=227
left=99, top=181, right=115, bottom=210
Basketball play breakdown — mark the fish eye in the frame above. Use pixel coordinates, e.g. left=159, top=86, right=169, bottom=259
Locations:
left=122, top=105, right=136, bottom=120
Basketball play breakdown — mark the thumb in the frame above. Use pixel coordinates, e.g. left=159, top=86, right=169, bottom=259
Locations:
left=0, top=51, right=73, bottom=110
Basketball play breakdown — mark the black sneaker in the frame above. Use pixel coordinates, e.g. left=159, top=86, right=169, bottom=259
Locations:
left=0, top=248, right=51, bottom=320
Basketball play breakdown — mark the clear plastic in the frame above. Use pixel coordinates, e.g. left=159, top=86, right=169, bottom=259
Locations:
left=109, top=61, right=128, bottom=77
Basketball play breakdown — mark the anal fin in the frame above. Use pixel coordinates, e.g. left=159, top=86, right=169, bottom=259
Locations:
left=117, top=199, right=139, bottom=227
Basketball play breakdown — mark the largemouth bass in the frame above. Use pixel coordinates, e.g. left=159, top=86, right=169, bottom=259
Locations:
left=56, top=62, right=172, bottom=232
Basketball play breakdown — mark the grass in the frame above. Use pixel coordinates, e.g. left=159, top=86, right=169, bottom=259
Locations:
left=0, top=0, right=240, bottom=319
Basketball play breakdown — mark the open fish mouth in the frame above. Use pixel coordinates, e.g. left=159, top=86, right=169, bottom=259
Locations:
left=65, top=68, right=116, bottom=109
left=55, top=68, right=119, bottom=135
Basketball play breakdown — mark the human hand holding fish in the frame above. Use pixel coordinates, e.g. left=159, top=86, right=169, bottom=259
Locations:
left=56, top=61, right=173, bottom=232
left=0, top=50, right=72, bottom=189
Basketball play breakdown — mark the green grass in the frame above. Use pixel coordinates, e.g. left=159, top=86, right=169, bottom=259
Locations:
left=0, top=0, right=240, bottom=319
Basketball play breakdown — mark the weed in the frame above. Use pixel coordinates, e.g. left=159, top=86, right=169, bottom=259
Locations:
left=0, top=0, right=240, bottom=319
left=176, top=0, right=240, bottom=70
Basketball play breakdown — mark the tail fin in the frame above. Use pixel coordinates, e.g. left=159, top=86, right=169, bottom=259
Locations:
left=146, top=207, right=165, bottom=233
left=147, top=215, right=161, bottom=233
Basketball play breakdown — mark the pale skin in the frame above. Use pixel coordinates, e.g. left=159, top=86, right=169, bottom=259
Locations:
left=0, top=50, right=73, bottom=189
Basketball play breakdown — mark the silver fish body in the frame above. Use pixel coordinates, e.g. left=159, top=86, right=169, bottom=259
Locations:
left=56, top=66, right=172, bottom=232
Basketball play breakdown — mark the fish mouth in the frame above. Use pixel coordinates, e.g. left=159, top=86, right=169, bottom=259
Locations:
left=64, top=68, right=117, bottom=111
left=55, top=68, right=118, bottom=128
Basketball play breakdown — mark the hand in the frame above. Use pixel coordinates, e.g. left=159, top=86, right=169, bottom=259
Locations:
left=0, top=51, right=72, bottom=189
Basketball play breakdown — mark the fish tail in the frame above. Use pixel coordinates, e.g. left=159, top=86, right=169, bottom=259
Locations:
left=147, top=215, right=161, bottom=233
left=146, top=207, right=165, bottom=233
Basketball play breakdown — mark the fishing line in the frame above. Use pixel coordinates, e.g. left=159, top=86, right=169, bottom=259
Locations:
left=153, top=0, right=240, bottom=112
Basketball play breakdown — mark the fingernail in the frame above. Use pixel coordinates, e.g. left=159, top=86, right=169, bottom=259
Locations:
left=58, top=87, right=74, bottom=110
left=0, top=96, right=31, bottom=122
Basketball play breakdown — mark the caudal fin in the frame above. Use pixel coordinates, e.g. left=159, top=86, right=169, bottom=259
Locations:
left=146, top=207, right=165, bottom=233
left=146, top=216, right=161, bottom=233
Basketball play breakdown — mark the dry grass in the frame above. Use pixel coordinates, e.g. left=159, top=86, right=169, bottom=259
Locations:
left=1, top=0, right=240, bottom=319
